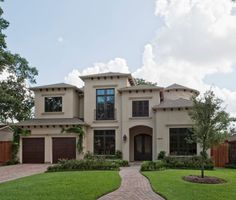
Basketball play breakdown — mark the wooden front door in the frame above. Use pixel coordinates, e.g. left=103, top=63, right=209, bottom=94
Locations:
left=52, top=137, right=76, bottom=163
left=134, top=134, right=152, bottom=161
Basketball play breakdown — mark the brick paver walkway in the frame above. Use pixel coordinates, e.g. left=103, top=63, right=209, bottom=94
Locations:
left=98, top=166, right=165, bottom=200
left=0, top=164, right=51, bottom=183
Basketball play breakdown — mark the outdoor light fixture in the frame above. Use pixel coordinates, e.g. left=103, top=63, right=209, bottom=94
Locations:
left=123, top=134, right=127, bottom=142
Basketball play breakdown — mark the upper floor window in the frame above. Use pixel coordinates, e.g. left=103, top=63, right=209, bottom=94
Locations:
left=45, top=97, right=62, bottom=112
left=169, top=128, right=197, bottom=156
left=96, top=88, right=115, bottom=120
left=132, top=100, right=149, bottom=117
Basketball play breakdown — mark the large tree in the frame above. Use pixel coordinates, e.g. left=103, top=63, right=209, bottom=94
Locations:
left=189, top=90, right=235, bottom=178
left=0, top=1, right=38, bottom=123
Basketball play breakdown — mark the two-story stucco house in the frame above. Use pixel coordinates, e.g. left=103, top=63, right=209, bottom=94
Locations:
left=16, top=72, right=200, bottom=163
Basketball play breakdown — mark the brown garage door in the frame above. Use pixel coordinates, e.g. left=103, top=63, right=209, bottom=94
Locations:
left=52, top=137, right=76, bottom=163
left=22, top=138, right=45, bottom=163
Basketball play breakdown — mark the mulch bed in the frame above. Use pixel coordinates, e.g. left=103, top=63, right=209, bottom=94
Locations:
left=183, top=175, right=226, bottom=184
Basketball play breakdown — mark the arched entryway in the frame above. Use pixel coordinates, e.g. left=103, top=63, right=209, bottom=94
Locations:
left=129, top=126, right=153, bottom=161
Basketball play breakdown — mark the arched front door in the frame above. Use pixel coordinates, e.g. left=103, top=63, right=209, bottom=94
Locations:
left=134, top=134, right=152, bottom=161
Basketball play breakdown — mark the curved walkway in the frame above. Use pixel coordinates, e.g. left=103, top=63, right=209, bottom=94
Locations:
left=98, top=166, right=164, bottom=200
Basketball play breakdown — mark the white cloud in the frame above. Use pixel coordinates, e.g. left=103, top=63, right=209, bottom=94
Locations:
left=65, top=58, right=129, bottom=87
left=57, top=36, right=64, bottom=43
left=65, top=0, right=236, bottom=117
left=134, top=0, right=236, bottom=116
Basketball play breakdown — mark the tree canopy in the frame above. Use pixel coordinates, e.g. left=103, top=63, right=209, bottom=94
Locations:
left=0, top=1, right=38, bottom=123
left=134, top=78, right=157, bottom=86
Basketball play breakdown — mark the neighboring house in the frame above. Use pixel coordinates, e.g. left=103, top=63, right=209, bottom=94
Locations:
left=0, top=123, right=13, bottom=163
left=0, top=123, right=13, bottom=141
left=16, top=72, right=200, bottom=163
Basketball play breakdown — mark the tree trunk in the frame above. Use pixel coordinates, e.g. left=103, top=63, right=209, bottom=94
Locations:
left=200, top=149, right=207, bottom=178
left=201, top=162, right=205, bottom=178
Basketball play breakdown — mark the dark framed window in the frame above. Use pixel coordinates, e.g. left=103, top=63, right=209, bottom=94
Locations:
left=132, top=100, right=149, bottom=117
left=94, top=130, right=115, bottom=155
left=96, top=88, right=115, bottom=120
left=45, top=97, right=62, bottom=112
left=170, top=128, right=197, bottom=155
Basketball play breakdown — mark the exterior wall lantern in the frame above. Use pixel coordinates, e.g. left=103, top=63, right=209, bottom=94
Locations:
left=123, top=134, right=127, bottom=142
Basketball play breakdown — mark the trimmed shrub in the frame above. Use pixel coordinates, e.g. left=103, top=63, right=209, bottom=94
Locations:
left=141, top=160, right=166, bottom=171
left=164, top=156, right=214, bottom=170
left=115, top=150, right=123, bottom=159
left=4, top=159, right=19, bottom=166
left=225, top=164, right=236, bottom=169
left=157, top=151, right=166, bottom=160
left=83, top=151, right=123, bottom=160
left=47, top=159, right=128, bottom=172
left=107, top=159, right=129, bottom=167
left=141, top=156, right=214, bottom=171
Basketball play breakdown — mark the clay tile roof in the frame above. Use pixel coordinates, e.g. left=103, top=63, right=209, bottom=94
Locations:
left=15, top=118, right=87, bottom=126
left=165, top=83, right=199, bottom=94
left=153, top=98, right=193, bottom=110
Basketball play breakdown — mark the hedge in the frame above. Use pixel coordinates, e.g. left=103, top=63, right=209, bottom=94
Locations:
left=141, top=156, right=214, bottom=171
left=47, top=159, right=128, bottom=172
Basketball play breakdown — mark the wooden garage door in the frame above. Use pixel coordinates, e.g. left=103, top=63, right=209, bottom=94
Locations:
left=52, top=137, right=76, bottom=163
left=22, top=138, right=45, bottom=163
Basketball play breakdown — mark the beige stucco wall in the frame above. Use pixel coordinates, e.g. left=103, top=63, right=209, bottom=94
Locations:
left=82, top=77, right=130, bottom=154
left=34, top=88, right=81, bottom=119
left=0, top=128, right=13, bottom=141
left=121, top=90, right=160, bottom=161
left=164, top=90, right=194, bottom=100
left=23, top=75, right=202, bottom=163
left=79, top=96, right=84, bottom=119
left=155, top=109, right=201, bottom=157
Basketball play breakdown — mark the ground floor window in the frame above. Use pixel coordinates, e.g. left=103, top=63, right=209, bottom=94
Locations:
left=94, top=130, right=115, bottom=155
left=169, top=128, right=197, bottom=155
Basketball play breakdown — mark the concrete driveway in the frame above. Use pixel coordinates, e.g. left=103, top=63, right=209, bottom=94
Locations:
left=0, top=164, right=51, bottom=183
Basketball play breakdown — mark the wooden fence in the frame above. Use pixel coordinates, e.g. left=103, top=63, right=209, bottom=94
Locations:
left=229, top=141, right=236, bottom=165
left=0, top=141, right=12, bottom=164
left=211, top=143, right=229, bottom=167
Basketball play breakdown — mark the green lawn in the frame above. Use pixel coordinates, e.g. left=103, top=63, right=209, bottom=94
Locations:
left=0, top=171, right=120, bottom=200
left=143, top=169, right=236, bottom=200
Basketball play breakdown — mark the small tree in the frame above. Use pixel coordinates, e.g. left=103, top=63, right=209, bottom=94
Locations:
left=189, top=90, right=234, bottom=178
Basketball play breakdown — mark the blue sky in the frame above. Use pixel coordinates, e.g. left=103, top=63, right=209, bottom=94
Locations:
left=2, top=0, right=162, bottom=85
left=2, top=0, right=236, bottom=119
left=3, top=0, right=236, bottom=91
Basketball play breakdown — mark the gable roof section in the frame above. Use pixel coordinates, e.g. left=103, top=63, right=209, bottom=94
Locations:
left=0, top=124, right=12, bottom=132
left=79, top=72, right=136, bottom=86
left=30, top=83, right=82, bottom=92
left=165, top=83, right=199, bottom=94
left=15, top=118, right=87, bottom=127
left=119, top=85, right=163, bottom=92
left=153, top=98, right=193, bottom=110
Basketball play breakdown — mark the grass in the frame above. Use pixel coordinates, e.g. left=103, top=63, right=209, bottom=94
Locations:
left=0, top=171, right=120, bottom=200
left=143, top=168, right=236, bottom=200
